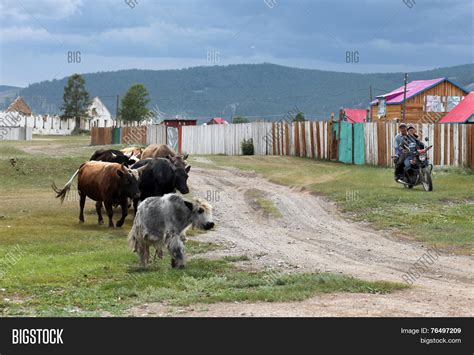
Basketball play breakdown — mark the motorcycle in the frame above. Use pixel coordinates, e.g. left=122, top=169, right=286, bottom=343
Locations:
left=393, top=137, right=433, bottom=191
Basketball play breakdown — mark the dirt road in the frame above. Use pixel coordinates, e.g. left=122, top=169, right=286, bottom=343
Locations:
left=131, top=163, right=473, bottom=317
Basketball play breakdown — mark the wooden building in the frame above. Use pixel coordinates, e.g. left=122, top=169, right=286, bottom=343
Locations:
left=6, top=96, right=32, bottom=116
left=370, top=78, right=468, bottom=123
left=438, top=92, right=474, bottom=124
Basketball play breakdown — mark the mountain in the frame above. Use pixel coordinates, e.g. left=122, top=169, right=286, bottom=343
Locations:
left=17, top=63, right=474, bottom=122
left=0, top=85, right=23, bottom=110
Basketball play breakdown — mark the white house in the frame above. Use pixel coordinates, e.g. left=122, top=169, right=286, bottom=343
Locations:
left=87, top=96, right=113, bottom=128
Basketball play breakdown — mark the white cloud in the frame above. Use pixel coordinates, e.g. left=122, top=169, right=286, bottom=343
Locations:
left=0, top=0, right=83, bottom=21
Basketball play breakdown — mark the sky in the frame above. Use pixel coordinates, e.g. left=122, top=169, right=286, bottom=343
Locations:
left=0, top=0, right=472, bottom=87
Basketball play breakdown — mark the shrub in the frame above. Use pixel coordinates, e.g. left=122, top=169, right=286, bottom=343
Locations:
left=241, top=138, right=254, bottom=155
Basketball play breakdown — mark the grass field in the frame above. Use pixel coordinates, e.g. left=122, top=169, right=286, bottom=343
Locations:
left=190, top=155, right=474, bottom=254
left=0, top=136, right=406, bottom=316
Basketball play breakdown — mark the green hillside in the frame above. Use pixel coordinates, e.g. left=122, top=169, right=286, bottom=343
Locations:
left=17, top=63, right=474, bottom=122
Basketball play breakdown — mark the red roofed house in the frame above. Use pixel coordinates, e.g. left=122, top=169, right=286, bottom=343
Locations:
left=6, top=96, right=32, bottom=116
left=341, top=108, right=367, bottom=123
left=438, top=92, right=474, bottom=124
left=370, top=77, right=468, bottom=123
left=206, top=117, right=229, bottom=125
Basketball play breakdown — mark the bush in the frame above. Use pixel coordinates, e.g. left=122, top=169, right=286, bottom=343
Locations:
left=77, top=129, right=91, bottom=136
left=241, top=138, right=254, bottom=155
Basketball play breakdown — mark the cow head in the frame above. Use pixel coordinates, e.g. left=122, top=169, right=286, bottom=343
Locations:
left=117, top=166, right=141, bottom=198
left=185, top=198, right=214, bottom=231
left=168, top=155, right=191, bottom=194
left=166, top=154, right=187, bottom=169
left=124, top=152, right=140, bottom=166
left=173, top=164, right=191, bottom=194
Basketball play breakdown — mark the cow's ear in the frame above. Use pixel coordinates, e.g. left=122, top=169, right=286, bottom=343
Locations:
left=184, top=201, right=193, bottom=211
left=185, top=165, right=191, bottom=173
left=183, top=153, right=189, bottom=160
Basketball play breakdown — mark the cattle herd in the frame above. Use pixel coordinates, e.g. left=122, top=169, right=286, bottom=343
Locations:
left=51, top=144, right=215, bottom=268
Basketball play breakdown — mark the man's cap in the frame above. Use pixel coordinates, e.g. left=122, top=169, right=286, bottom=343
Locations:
left=399, top=123, right=407, bottom=128
left=407, top=124, right=415, bottom=129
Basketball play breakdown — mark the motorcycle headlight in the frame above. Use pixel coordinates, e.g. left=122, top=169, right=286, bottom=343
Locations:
left=419, top=155, right=426, bottom=161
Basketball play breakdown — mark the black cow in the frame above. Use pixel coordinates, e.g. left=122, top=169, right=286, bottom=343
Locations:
left=90, top=149, right=139, bottom=167
left=131, top=158, right=191, bottom=213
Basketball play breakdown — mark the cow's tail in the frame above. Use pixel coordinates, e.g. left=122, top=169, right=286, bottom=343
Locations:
left=51, top=166, right=82, bottom=204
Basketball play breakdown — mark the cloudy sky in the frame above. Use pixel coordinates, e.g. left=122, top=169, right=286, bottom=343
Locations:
left=0, top=0, right=472, bottom=87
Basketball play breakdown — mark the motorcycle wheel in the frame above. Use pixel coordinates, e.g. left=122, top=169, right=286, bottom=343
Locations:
left=422, top=168, right=433, bottom=192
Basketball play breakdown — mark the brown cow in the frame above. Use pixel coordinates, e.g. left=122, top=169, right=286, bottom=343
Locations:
left=141, top=144, right=189, bottom=169
left=121, top=146, right=143, bottom=159
left=52, top=162, right=145, bottom=228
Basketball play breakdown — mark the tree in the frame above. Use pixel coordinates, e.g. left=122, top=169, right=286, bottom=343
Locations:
left=232, top=116, right=249, bottom=124
left=293, top=112, right=305, bottom=122
left=61, top=74, right=90, bottom=134
left=120, top=84, right=151, bottom=122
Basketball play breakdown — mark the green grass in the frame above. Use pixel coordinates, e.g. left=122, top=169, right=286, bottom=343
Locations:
left=244, top=188, right=282, bottom=218
left=190, top=155, right=474, bottom=253
left=0, top=137, right=406, bottom=316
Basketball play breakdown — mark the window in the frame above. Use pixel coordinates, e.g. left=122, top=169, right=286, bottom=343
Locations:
left=377, top=98, right=386, bottom=118
left=425, top=95, right=444, bottom=112
left=447, top=96, right=462, bottom=112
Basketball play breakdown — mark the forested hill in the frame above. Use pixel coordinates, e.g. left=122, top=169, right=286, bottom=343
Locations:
left=15, top=63, right=474, bottom=121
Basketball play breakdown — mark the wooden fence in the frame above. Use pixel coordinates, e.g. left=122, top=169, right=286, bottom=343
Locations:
left=181, top=122, right=272, bottom=155
left=90, top=125, right=167, bottom=146
left=91, top=121, right=474, bottom=169
left=0, top=127, right=32, bottom=141
left=180, top=121, right=474, bottom=168
left=364, top=122, right=474, bottom=168
left=91, top=127, right=113, bottom=145
left=267, top=121, right=334, bottom=160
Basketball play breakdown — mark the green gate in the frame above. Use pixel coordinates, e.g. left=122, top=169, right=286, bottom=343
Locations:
left=112, top=128, right=121, bottom=144
left=338, top=121, right=365, bottom=165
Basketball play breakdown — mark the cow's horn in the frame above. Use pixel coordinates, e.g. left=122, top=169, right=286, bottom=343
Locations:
left=135, top=165, right=148, bottom=174
left=111, top=153, right=117, bottom=158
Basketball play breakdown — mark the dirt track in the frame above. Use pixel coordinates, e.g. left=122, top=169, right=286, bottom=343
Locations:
left=130, top=163, right=473, bottom=317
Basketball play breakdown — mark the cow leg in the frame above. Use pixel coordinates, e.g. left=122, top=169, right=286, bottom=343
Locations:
left=116, top=198, right=128, bottom=227
left=78, top=192, right=86, bottom=223
left=104, top=202, right=114, bottom=228
left=169, top=235, right=186, bottom=269
left=95, top=201, right=104, bottom=225
left=133, top=198, right=139, bottom=215
left=138, top=243, right=149, bottom=267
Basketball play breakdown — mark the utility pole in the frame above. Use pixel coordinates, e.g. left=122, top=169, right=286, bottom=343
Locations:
left=369, top=85, right=373, bottom=101
left=115, top=94, right=120, bottom=127
left=402, top=73, right=408, bottom=121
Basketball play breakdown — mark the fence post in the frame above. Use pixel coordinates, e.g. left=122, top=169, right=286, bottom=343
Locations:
left=351, top=122, right=355, bottom=164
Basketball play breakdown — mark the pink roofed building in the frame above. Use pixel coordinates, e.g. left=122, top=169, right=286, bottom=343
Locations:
left=370, top=77, right=468, bottom=123
left=341, top=108, right=368, bottom=123
left=206, top=117, right=229, bottom=125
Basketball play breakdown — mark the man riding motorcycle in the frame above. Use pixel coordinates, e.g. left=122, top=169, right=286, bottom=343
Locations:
left=400, top=125, right=425, bottom=183
left=393, top=123, right=409, bottom=181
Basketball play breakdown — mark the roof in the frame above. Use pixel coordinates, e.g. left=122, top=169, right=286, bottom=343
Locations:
left=208, top=117, right=229, bottom=125
left=438, top=92, right=474, bottom=123
left=343, top=108, right=366, bottom=123
left=88, top=96, right=111, bottom=119
left=162, top=118, right=197, bottom=121
left=6, top=96, right=31, bottom=115
left=370, top=77, right=468, bottom=105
